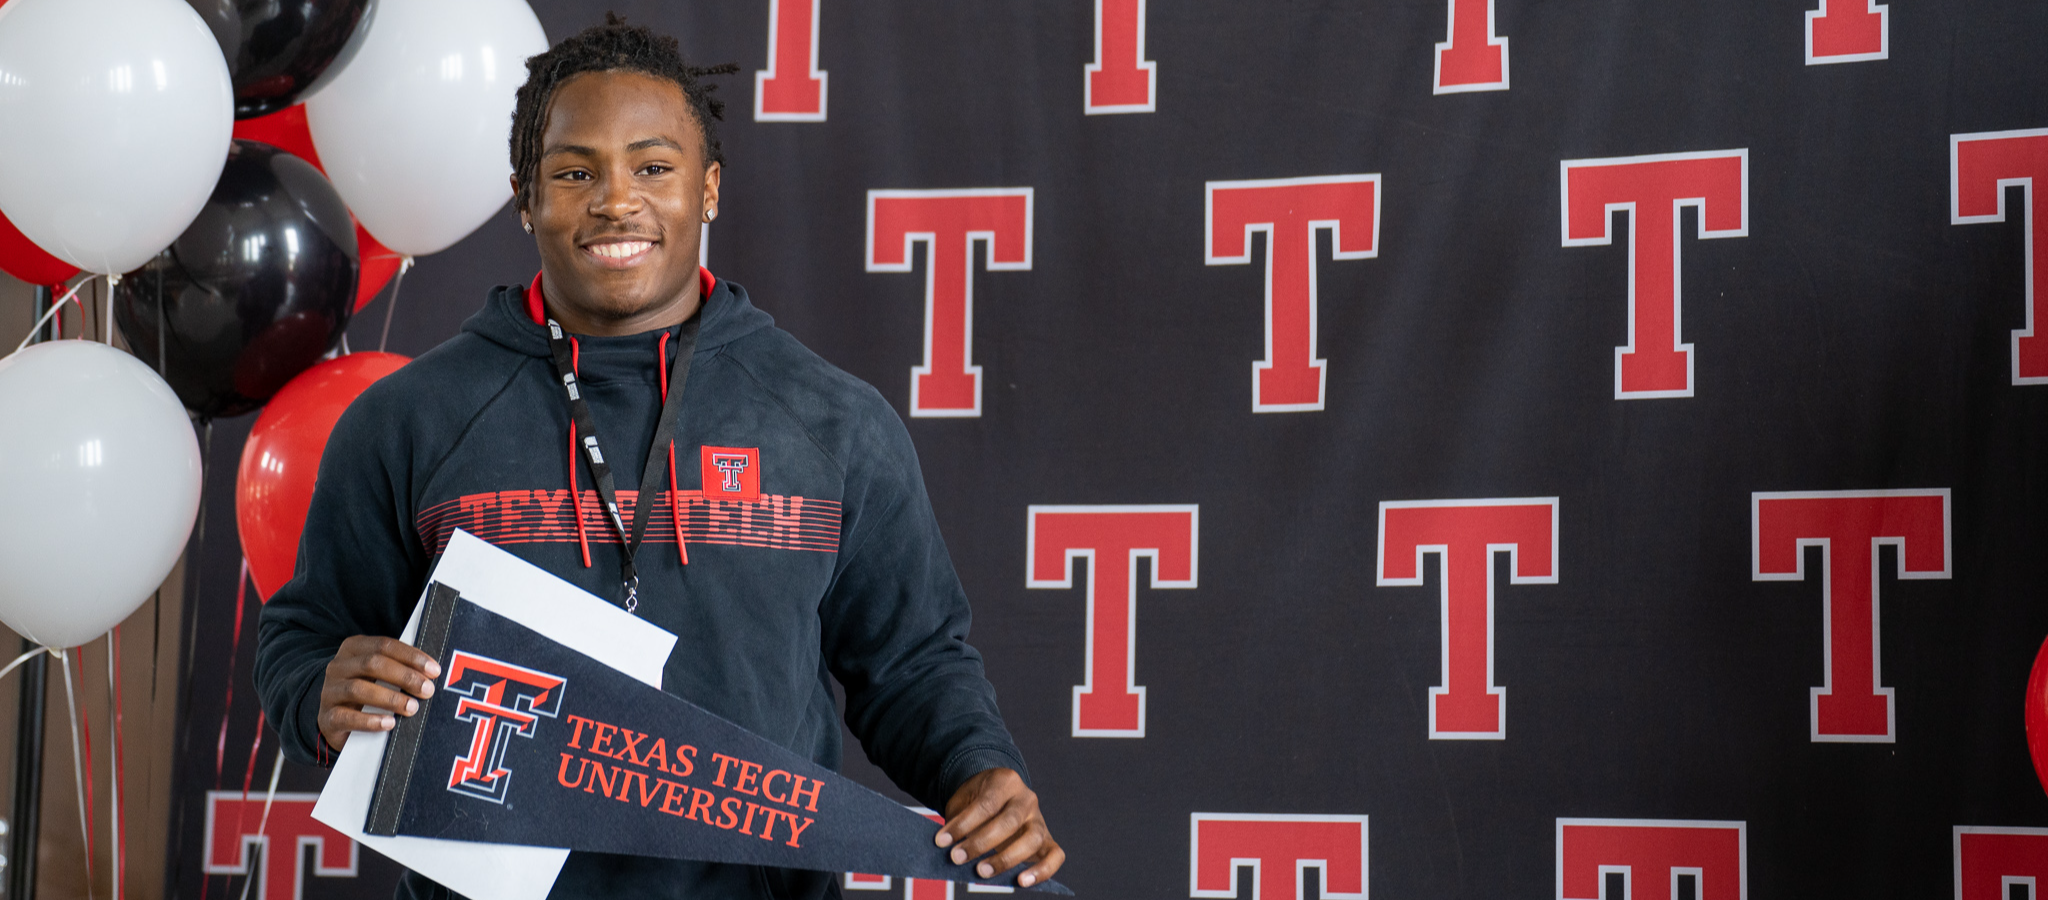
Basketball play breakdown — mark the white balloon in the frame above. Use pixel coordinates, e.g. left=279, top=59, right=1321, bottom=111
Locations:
left=306, top=0, right=548, bottom=257
left=0, top=341, right=202, bottom=649
left=0, top=0, right=234, bottom=275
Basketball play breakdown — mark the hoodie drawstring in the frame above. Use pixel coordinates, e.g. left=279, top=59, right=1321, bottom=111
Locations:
left=658, top=333, right=690, bottom=565
left=567, top=337, right=593, bottom=568
left=569, top=331, right=690, bottom=570
left=540, top=271, right=706, bottom=605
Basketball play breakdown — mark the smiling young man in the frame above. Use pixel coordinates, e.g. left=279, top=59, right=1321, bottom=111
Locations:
left=254, top=18, right=1062, bottom=899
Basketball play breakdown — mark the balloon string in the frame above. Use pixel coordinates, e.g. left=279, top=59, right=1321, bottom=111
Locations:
left=76, top=645, right=98, bottom=888
left=57, top=647, right=95, bottom=900
left=214, top=561, right=253, bottom=900
left=0, top=645, right=48, bottom=682
left=14, top=276, right=97, bottom=353
left=150, top=589, right=162, bottom=703
left=109, top=627, right=125, bottom=900
left=185, top=460, right=212, bottom=900
left=377, top=256, right=415, bottom=354
left=214, top=560, right=251, bottom=782
left=228, top=709, right=264, bottom=900
left=238, top=710, right=263, bottom=808
left=237, top=745, right=283, bottom=900
left=104, top=272, right=121, bottom=347
left=155, top=272, right=167, bottom=378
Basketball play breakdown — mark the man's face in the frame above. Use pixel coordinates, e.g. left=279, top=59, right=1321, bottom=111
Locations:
left=522, top=70, right=719, bottom=327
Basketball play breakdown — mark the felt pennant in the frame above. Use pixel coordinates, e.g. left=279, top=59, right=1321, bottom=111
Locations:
left=368, top=584, right=1068, bottom=894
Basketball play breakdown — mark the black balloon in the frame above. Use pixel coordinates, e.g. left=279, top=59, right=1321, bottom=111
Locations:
left=188, top=0, right=371, bottom=119
left=116, top=140, right=359, bottom=420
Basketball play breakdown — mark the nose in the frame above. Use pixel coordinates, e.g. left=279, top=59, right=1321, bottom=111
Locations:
left=588, top=167, right=643, bottom=220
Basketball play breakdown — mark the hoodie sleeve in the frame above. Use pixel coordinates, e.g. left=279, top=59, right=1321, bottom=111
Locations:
left=254, top=390, right=433, bottom=767
left=817, top=398, right=1028, bottom=810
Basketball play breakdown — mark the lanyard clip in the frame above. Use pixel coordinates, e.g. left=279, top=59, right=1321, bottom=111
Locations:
left=624, top=575, right=640, bottom=613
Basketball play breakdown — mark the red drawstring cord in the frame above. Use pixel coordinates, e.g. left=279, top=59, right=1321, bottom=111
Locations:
left=569, top=338, right=592, bottom=567
left=658, top=333, right=689, bottom=564
left=668, top=445, right=688, bottom=565
left=568, top=331, right=696, bottom=570
left=570, top=422, right=592, bottom=568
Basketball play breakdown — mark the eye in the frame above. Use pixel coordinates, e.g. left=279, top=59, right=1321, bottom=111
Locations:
left=555, top=168, right=592, bottom=182
left=639, top=163, right=672, bottom=176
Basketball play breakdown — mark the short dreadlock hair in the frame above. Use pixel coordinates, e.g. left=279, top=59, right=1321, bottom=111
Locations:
left=509, top=14, right=739, bottom=214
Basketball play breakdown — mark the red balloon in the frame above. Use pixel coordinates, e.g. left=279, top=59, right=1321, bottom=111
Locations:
left=2030, top=635, right=2048, bottom=797
left=236, top=351, right=408, bottom=600
left=0, top=206, right=79, bottom=287
left=233, top=106, right=404, bottom=313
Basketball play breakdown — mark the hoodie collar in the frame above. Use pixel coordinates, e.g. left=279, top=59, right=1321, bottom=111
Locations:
left=463, top=268, right=772, bottom=360
left=523, top=267, right=719, bottom=326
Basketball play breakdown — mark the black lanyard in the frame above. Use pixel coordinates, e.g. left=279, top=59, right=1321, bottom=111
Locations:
left=544, top=315, right=700, bottom=612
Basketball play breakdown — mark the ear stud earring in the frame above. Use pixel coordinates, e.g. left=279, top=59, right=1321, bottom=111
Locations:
left=521, top=220, right=534, bottom=234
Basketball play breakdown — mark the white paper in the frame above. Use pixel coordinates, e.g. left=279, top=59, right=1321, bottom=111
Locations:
left=312, top=529, right=678, bottom=900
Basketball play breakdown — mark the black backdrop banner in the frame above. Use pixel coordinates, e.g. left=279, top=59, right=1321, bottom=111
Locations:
left=168, top=1, right=2048, bottom=898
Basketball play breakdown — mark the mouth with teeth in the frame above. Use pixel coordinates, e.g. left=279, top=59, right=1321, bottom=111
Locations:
left=582, top=238, right=656, bottom=267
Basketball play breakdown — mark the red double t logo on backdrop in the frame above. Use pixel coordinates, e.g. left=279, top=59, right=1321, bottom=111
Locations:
left=1951, top=129, right=2048, bottom=385
left=1206, top=175, right=1381, bottom=413
left=1751, top=490, right=1949, bottom=742
left=1086, top=0, right=1155, bottom=113
left=1027, top=505, right=1197, bottom=737
left=204, top=792, right=358, bottom=900
left=1556, top=819, right=1746, bottom=900
left=1434, top=0, right=1509, bottom=93
left=1189, top=814, right=1368, bottom=900
left=867, top=189, right=1034, bottom=417
left=755, top=0, right=827, bottom=121
left=1377, top=498, right=1557, bottom=739
left=1806, top=0, right=1888, bottom=64
left=1561, top=150, right=1747, bottom=400
left=445, top=650, right=569, bottom=803
left=1955, top=827, right=2048, bottom=900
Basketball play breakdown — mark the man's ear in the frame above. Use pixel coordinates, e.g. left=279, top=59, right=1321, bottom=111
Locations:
left=510, top=175, right=532, bottom=232
left=701, top=162, right=722, bottom=215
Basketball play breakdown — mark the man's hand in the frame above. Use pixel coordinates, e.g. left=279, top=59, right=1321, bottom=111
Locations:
left=318, top=635, right=441, bottom=753
left=935, top=767, right=1064, bottom=888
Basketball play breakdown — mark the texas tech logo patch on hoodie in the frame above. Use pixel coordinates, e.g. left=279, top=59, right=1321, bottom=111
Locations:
left=701, top=446, right=762, bottom=502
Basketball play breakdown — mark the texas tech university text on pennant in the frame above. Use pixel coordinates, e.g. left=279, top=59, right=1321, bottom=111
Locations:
left=366, top=584, right=1067, bottom=893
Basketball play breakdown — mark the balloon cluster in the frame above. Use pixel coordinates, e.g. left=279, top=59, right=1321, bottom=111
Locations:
left=0, top=0, right=545, bottom=646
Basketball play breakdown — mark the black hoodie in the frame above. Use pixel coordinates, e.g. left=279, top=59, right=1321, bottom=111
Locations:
left=254, top=274, right=1027, bottom=900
